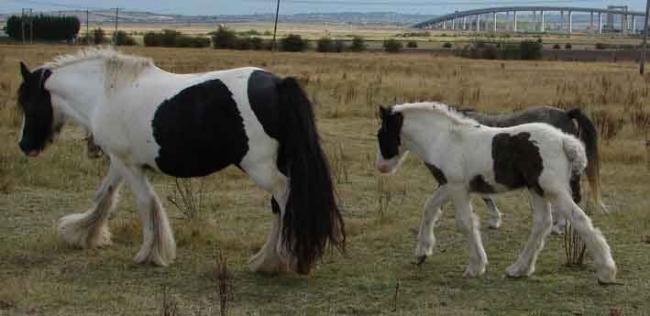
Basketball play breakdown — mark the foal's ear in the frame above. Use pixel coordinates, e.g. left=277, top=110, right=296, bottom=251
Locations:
left=20, top=62, right=31, bottom=80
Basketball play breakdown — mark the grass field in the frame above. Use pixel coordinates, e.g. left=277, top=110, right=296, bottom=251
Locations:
left=1, top=44, right=650, bottom=315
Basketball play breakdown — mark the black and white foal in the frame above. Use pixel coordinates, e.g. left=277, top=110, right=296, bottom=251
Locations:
left=17, top=48, right=344, bottom=274
left=376, top=102, right=616, bottom=283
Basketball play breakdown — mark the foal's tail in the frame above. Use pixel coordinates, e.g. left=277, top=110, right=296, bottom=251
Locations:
left=567, top=108, right=608, bottom=213
left=277, top=77, right=345, bottom=274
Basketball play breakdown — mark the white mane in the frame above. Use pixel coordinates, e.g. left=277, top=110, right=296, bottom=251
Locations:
left=44, top=47, right=154, bottom=94
left=392, top=102, right=479, bottom=126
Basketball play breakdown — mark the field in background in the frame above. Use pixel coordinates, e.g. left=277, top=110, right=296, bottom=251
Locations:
left=111, top=22, right=646, bottom=51
left=0, top=44, right=649, bottom=315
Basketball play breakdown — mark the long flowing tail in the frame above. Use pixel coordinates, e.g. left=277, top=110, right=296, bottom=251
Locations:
left=277, top=77, right=345, bottom=274
left=567, top=108, right=608, bottom=213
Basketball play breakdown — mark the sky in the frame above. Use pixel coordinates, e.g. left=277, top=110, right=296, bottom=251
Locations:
left=2, top=0, right=647, bottom=16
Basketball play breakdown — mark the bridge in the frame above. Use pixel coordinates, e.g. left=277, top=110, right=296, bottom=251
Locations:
left=413, top=6, right=646, bottom=34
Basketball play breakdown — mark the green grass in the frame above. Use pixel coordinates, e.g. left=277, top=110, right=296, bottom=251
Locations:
left=0, top=44, right=649, bottom=315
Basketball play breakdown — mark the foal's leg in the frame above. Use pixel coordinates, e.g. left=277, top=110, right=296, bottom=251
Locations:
left=121, top=166, right=176, bottom=266
left=505, top=190, right=552, bottom=278
left=550, top=191, right=617, bottom=284
left=551, top=176, right=581, bottom=235
left=415, top=186, right=449, bottom=263
left=58, top=160, right=123, bottom=248
left=482, top=196, right=502, bottom=229
left=451, top=190, right=488, bottom=277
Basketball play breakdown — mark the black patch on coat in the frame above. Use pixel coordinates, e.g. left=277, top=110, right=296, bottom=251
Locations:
left=17, top=68, right=55, bottom=154
left=152, top=79, right=249, bottom=178
left=491, top=132, right=544, bottom=195
left=425, top=163, right=447, bottom=185
left=248, top=70, right=282, bottom=140
left=570, top=175, right=582, bottom=203
left=469, top=175, right=496, bottom=194
left=377, top=107, right=403, bottom=159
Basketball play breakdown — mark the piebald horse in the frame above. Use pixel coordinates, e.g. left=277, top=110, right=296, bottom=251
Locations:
left=376, top=102, right=616, bottom=284
left=17, top=48, right=344, bottom=274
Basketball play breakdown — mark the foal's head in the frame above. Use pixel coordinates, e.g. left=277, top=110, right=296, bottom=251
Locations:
left=17, top=62, right=61, bottom=157
left=376, top=106, right=407, bottom=174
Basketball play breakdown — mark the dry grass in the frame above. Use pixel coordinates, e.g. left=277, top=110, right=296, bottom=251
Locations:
left=0, top=44, right=649, bottom=315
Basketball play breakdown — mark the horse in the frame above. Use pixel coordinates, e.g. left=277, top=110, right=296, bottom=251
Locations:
left=376, top=102, right=616, bottom=284
left=460, top=106, right=605, bottom=231
left=17, top=48, right=345, bottom=274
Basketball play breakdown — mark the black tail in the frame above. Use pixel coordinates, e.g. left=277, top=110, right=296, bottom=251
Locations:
left=277, top=77, right=345, bottom=274
left=567, top=108, right=607, bottom=213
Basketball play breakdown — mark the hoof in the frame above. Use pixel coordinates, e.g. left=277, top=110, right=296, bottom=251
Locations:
left=464, top=264, right=486, bottom=277
left=58, top=212, right=112, bottom=248
left=505, top=263, right=532, bottom=278
left=415, top=256, right=427, bottom=266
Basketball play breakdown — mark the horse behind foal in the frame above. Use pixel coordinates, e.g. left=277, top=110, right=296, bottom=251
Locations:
left=17, top=48, right=344, bottom=274
left=376, top=102, right=616, bottom=284
left=461, top=106, right=605, bottom=230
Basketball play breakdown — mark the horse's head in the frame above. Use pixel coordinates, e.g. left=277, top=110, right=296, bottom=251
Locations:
left=17, top=62, right=61, bottom=157
left=376, top=106, right=408, bottom=174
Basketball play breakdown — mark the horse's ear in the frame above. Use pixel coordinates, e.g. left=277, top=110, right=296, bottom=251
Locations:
left=20, top=62, right=31, bottom=80
left=378, top=106, right=387, bottom=118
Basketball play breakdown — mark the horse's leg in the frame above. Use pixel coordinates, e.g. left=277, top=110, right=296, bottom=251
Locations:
left=551, top=176, right=580, bottom=235
left=58, top=159, right=123, bottom=248
left=482, top=196, right=502, bottom=229
left=415, top=186, right=449, bottom=262
left=450, top=189, right=487, bottom=277
left=243, top=161, right=291, bottom=273
left=505, top=190, right=552, bottom=278
left=121, top=166, right=175, bottom=266
left=248, top=198, right=290, bottom=273
left=549, top=191, right=617, bottom=284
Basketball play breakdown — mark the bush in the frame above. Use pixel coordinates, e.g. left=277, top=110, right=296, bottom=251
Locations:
left=316, top=37, right=335, bottom=52
left=113, top=30, right=136, bottom=46
left=519, top=40, right=543, bottom=60
left=565, top=43, right=572, bottom=50
left=280, top=34, right=308, bottom=52
left=91, top=28, right=106, bottom=45
left=553, top=43, right=562, bottom=50
left=334, top=40, right=346, bottom=53
left=212, top=26, right=237, bottom=49
left=143, top=30, right=209, bottom=48
left=407, top=40, right=418, bottom=48
left=349, top=36, right=366, bottom=52
left=595, top=43, right=608, bottom=50
left=383, top=39, right=403, bottom=53
left=442, top=42, right=453, bottom=48
left=5, top=14, right=80, bottom=41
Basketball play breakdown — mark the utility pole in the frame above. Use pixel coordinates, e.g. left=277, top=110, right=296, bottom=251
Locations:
left=272, top=0, right=281, bottom=51
left=641, top=0, right=650, bottom=75
left=113, top=8, right=119, bottom=45
left=29, top=8, right=33, bottom=44
left=21, top=8, right=25, bottom=44
left=86, top=9, right=90, bottom=45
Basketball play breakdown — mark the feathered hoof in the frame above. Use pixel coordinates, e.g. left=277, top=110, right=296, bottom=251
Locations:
left=58, top=212, right=112, bottom=248
left=487, top=217, right=502, bottom=230
left=134, top=239, right=176, bottom=267
left=505, top=263, right=533, bottom=279
left=596, top=263, right=617, bottom=285
left=248, top=251, right=290, bottom=274
left=463, top=264, right=486, bottom=278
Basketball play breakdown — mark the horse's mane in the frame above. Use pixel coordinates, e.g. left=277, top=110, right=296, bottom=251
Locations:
left=392, top=102, right=480, bottom=127
left=44, top=47, right=154, bottom=93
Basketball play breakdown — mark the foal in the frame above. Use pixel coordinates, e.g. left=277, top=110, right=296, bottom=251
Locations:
left=376, top=102, right=616, bottom=283
left=17, top=48, right=344, bottom=274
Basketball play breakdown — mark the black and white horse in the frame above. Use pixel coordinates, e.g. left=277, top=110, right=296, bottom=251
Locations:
left=461, top=106, right=605, bottom=231
left=17, top=48, right=345, bottom=274
left=376, top=102, right=616, bottom=283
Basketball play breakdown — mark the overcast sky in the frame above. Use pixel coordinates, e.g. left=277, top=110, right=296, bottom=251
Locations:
left=2, top=0, right=647, bottom=15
